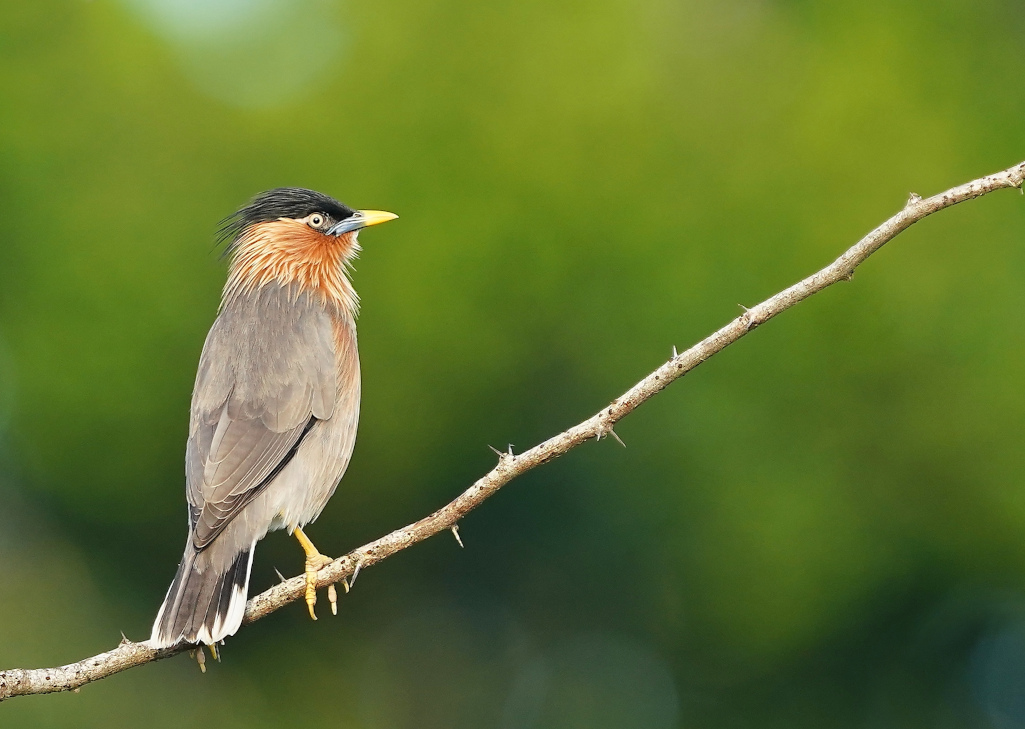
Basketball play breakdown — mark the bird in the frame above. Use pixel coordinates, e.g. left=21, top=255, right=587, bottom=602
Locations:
left=150, top=187, right=397, bottom=649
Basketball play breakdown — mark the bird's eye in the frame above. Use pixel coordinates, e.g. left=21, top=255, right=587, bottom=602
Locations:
left=309, top=214, right=325, bottom=228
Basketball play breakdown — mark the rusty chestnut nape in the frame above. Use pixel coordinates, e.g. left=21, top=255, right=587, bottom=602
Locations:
left=151, top=188, right=396, bottom=649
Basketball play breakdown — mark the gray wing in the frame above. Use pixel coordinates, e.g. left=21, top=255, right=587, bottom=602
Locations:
left=186, top=282, right=338, bottom=550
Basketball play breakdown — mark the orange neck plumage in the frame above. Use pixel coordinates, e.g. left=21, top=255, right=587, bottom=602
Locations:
left=223, top=220, right=360, bottom=315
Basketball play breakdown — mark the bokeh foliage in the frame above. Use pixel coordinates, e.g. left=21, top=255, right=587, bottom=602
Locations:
left=2, top=0, right=1025, bottom=726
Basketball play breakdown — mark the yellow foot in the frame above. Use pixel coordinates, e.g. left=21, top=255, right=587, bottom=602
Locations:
left=193, top=648, right=206, bottom=673
left=294, top=526, right=334, bottom=620
left=304, top=552, right=333, bottom=620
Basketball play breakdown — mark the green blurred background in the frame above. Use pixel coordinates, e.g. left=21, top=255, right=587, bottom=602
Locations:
left=2, top=0, right=1025, bottom=726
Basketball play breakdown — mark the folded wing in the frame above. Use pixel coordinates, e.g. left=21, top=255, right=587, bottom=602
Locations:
left=185, top=282, right=338, bottom=550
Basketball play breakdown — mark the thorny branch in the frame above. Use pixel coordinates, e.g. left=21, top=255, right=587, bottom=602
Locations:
left=2, top=160, right=1023, bottom=701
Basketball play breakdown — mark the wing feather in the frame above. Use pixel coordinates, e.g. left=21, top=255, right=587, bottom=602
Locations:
left=186, top=282, right=338, bottom=550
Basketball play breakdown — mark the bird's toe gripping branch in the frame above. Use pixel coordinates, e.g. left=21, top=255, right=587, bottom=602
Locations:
left=293, top=527, right=336, bottom=620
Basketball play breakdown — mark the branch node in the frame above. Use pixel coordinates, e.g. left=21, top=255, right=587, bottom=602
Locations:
left=488, top=444, right=515, bottom=465
left=451, top=524, right=464, bottom=548
left=595, top=416, right=625, bottom=446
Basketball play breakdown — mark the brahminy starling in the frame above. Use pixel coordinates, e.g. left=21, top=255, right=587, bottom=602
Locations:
left=150, top=188, right=396, bottom=648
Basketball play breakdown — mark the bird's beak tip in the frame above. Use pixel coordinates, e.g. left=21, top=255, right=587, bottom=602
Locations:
left=357, top=210, right=399, bottom=227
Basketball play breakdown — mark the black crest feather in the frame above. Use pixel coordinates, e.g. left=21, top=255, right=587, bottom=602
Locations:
left=218, top=188, right=355, bottom=247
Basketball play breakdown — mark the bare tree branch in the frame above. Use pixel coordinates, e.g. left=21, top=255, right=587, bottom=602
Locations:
left=2, top=160, right=1023, bottom=701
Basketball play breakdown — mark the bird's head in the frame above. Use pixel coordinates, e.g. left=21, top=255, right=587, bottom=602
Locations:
left=220, top=187, right=397, bottom=312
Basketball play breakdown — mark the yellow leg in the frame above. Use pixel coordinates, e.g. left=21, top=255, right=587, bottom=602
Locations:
left=294, top=527, right=333, bottom=620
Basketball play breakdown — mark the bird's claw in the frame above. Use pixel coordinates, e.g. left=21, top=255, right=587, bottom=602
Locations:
left=304, top=552, right=333, bottom=620
left=193, top=647, right=207, bottom=673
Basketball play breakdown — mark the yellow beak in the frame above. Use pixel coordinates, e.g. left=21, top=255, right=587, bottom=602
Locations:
left=357, top=210, right=399, bottom=227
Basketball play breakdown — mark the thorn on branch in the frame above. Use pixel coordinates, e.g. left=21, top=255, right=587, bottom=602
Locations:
left=350, top=561, right=363, bottom=590
left=906, top=192, right=922, bottom=207
left=672, top=345, right=679, bottom=358
left=595, top=417, right=625, bottom=446
left=451, top=524, right=464, bottom=548
left=274, top=567, right=287, bottom=584
left=488, top=444, right=515, bottom=465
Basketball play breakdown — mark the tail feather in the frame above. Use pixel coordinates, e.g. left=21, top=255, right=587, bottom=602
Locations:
left=150, top=545, right=255, bottom=648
